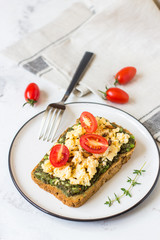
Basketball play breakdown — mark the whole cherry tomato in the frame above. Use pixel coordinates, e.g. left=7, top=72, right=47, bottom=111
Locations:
left=49, top=144, right=69, bottom=167
left=80, top=111, right=97, bottom=133
left=80, top=134, right=108, bottom=154
left=23, top=83, right=40, bottom=107
left=99, top=87, right=129, bottom=104
left=114, top=66, right=136, bottom=85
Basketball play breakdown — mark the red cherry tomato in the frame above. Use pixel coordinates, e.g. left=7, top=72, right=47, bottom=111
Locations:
left=114, top=66, right=136, bottom=85
left=24, top=83, right=40, bottom=107
left=80, top=111, right=97, bottom=133
left=49, top=144, right=69, bottom=167
left=99, top=87, right=129, bottom=104
left=106, top=87, right=129, bottom=104
left=80, top=134, right=108, bottom=154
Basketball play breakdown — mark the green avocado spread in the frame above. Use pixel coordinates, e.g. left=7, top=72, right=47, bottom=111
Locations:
left=33, top=122, right=135, bottom=197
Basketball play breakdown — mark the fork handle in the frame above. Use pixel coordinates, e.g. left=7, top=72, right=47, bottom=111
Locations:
left=61, top=51, right=94, bottom=102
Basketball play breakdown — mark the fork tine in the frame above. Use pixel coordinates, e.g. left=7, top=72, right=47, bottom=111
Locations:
left=47, top=109, right=64, bottom=142
left=39, top=106, right=51, bottom=140
left=45, top=108, right=59, bottom=142
left=42, top=108, right=56, bottom=141
left=50, top=110, right=64, bottom=143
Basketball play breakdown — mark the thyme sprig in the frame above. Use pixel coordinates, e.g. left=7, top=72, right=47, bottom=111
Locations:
left=104, top=162, right=146, bottom=207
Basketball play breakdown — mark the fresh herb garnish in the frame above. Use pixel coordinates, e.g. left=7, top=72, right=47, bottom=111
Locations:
left=104, top=162, right=146, bottom=207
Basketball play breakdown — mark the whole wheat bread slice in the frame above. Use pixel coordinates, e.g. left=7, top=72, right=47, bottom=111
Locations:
left=31, top=123, right=136, bottom=207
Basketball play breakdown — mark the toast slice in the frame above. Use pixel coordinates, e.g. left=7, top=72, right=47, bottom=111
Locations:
left=31, top=116, right=136, bottom=207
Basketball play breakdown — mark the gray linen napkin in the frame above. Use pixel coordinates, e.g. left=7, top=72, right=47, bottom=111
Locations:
left=2, top=0, right=160, bottom=143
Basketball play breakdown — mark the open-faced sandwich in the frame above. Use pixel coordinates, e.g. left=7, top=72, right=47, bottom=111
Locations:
left=31, top=111, right=136, bottom=207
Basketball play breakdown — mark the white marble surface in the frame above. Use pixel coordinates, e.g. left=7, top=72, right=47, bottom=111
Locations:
left=0, top=0, right=160, bottom=239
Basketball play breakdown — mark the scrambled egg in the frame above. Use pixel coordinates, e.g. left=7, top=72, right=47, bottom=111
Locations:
left=65, top=125, right=86, bottom=151
left=42, top=117, right=130, bottom=186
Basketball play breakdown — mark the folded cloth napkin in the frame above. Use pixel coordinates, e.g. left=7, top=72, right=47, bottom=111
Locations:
left=2, top=0, right=160, bottom=143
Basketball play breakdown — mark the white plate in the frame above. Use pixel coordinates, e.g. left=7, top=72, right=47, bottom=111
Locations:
left=8, top=102, right=160, bottom=221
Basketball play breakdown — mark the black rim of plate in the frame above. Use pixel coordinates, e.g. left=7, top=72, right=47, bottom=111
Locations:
left=8, top=102, right=160, bottom=222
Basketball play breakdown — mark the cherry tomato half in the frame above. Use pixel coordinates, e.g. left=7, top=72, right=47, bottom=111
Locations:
left=80, top=134, right=108, bottom=154
left=80, top=111, right=97, bottom=133
left=99, top=87, right=129, bottom=104
left=49, top=144, right=69, bottom=167
left=114, top=66, right=136, bottom=85
left=23, top=83, right=40, bottom=107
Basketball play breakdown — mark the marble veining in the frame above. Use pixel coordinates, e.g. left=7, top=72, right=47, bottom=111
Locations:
left=17, top=0, right=51, bottom=36
left=1, top=190, right=33, bottom=213
left=0, top=78, right=6, bottom=97
left=152, top=207, right=160, bottom=213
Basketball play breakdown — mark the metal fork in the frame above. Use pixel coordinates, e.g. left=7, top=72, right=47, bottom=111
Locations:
left=39, top=51, right=94, bottom=142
